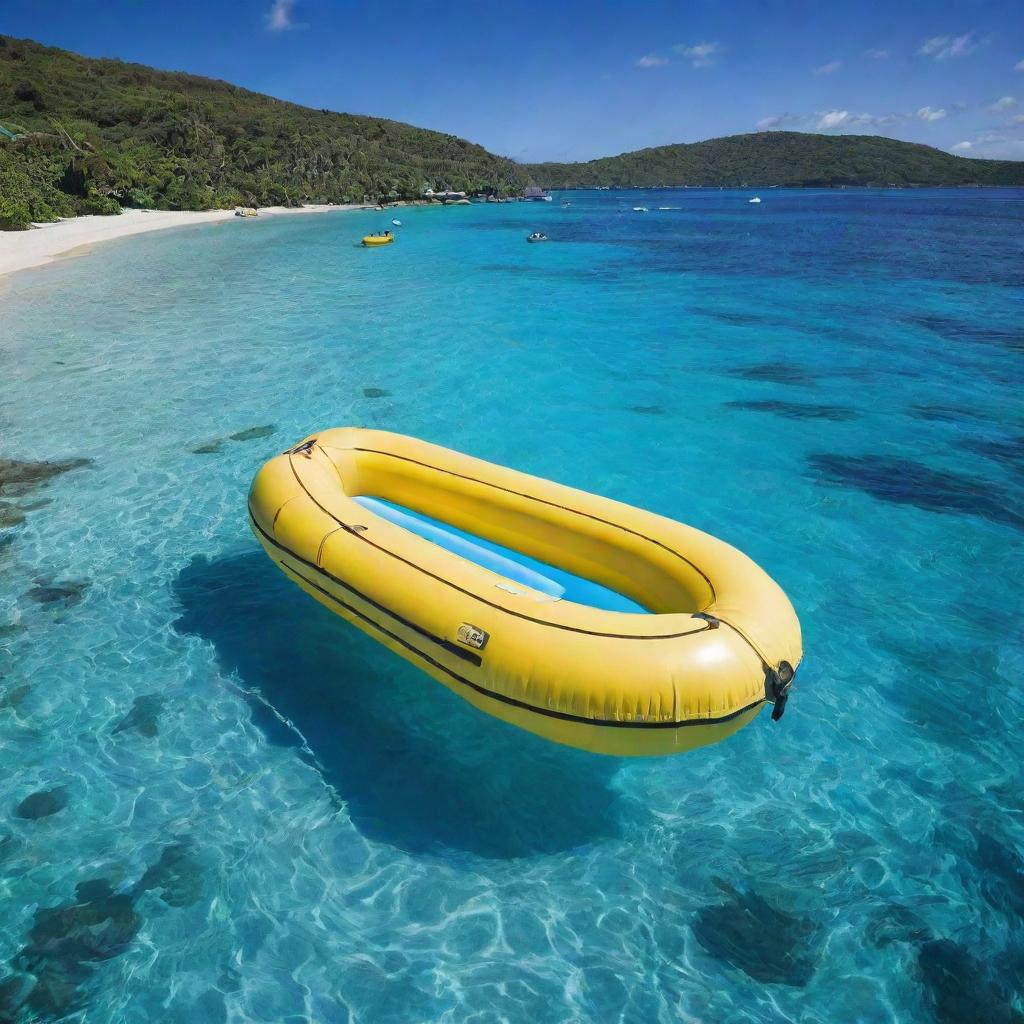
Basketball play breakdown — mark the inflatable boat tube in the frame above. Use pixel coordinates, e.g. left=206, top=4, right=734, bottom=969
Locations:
left=248, top=428, right=802, bottom=756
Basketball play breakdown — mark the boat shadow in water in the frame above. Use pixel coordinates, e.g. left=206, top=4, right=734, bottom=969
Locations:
left=173, top=552, right=623, bottom=860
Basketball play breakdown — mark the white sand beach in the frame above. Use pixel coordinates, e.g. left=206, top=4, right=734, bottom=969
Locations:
left=0, top=204, right=369, bottom=280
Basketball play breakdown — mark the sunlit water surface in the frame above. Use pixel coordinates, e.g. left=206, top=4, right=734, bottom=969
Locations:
left=1, top=190, right=1023, bottom=1023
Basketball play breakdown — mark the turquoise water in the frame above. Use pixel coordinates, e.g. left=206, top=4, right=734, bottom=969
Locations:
left=1, top=189, right=1022, bottom=1022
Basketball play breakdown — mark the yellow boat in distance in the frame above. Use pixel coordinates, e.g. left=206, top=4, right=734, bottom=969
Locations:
left=248, top=429, right=802, bottom=756
left=361, top=233, right=394, bottom=246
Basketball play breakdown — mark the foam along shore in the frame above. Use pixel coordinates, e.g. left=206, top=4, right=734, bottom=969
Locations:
left=0, top=204, right=369, bottom=280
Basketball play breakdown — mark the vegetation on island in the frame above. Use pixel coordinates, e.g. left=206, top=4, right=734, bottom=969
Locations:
left=0, top=34, right=529, bottom=229
left=523, top=132, right=1024, bottom=189
left=1, top=34, right=1022, bottom=231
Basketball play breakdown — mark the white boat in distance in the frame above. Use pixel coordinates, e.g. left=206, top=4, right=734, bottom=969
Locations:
left=633, top=206, right=648, bottom=212
left=525, top=187, right=553, bottom=202
left=749, top=197, right=762, bottom=204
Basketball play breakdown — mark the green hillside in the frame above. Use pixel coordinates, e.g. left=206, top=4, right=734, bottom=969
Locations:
left=2, top=34, right=1022, bottom=231
left=0, top=34, right=529, bottom=228
left=524, top=132, right=1024, bottom=188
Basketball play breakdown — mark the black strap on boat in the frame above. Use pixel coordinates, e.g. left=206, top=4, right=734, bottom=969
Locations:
left=767, top=661, right=796, bottom=721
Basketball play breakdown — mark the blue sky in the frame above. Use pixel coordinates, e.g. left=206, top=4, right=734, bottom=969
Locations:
left=5, top=0, right=1024, bottom=161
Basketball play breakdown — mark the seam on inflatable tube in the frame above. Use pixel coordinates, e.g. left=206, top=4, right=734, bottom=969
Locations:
left=281, top=459, right=714, bottom=641
left=277, top=555, right=765, bottom=730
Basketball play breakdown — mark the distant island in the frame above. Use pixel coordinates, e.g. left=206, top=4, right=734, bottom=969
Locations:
left=2, top=33, right=1022, bottom=229
left=523, top=132, right=1024, bottom=190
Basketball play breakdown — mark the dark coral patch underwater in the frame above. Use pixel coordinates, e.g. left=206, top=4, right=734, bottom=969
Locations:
left=0, top=459, right=92, bottom=499
left=0, top=684, right=32, bottom=711
left=808, top=453, right=1024, bottom=531
left=905, top=313, right=1024, bottom=355
left=24, top=579, right=89, bottom=607
left=112, top=695, right=164, bottom=738
left=908, top=403, right=991, bottom=424
left=692, top=880, right=820, bottom=987
left=727, top=363, right=817, bottom=386
left=0, top=842, right=204, bottom=1019
left=0, top=505, right=26, bottom=529
left=14, top=787, right=68, bottom=821
left=192, top=425, right=276, bottom=453
left=228, top=424, right=275, bottom=442
left=916, top=939, right=1024, bottom=1024
left=725, top=400, right=857, bottom=421
left=958, top=434, right=1024, bottom=477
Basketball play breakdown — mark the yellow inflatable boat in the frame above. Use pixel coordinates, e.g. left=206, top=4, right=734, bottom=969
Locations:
left=361, top=234, right=394, bottom=246
left=248, top=429, right=802, bottom=756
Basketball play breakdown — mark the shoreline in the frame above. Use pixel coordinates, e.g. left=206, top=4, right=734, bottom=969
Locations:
left=0, top=204, right=371, bottom=280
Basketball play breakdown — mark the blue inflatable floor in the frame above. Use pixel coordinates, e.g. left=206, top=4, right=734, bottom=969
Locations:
left=354, top=496, right=649, bottom=613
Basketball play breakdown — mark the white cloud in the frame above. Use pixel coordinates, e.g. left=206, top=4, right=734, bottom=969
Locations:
left=816, top=110, right=850, bottom=130
left=266, top=0, right=297, bottom=31
left=813, top=110, right=902, bottom=131
left=814, top=60, right=842, bottom=75
left=918, top=32, right=977, bottom=60
left=761, top=106, right=965, bottom=134
left=1010, top=114, right=1024, bottom=125
left=635, top=54, right=669, bottom=68
left=952, top=133, right=1024, bottom=159
left=864, top=48, right=889, bottom=59
left=1016, top=58, right=1024, bottom=71
left=673, top=41, right=720, bottom=68
left=986, top=96, right=1018, bottom=112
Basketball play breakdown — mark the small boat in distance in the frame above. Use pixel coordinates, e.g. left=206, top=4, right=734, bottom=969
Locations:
left=391, top=219, right=402, bottom=226
left=525, top=186, right=553, bottom=202
left=527, top=232, right=549, bottom=243
left=749, top=197, right=762, bottom=204
left=362, top=232, right=394, bottom=247
left=633, top=206, right=648, bottom=212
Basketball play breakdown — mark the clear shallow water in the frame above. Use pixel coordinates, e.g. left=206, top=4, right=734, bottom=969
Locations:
left=1, top=189, right=1022, bottom=1022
